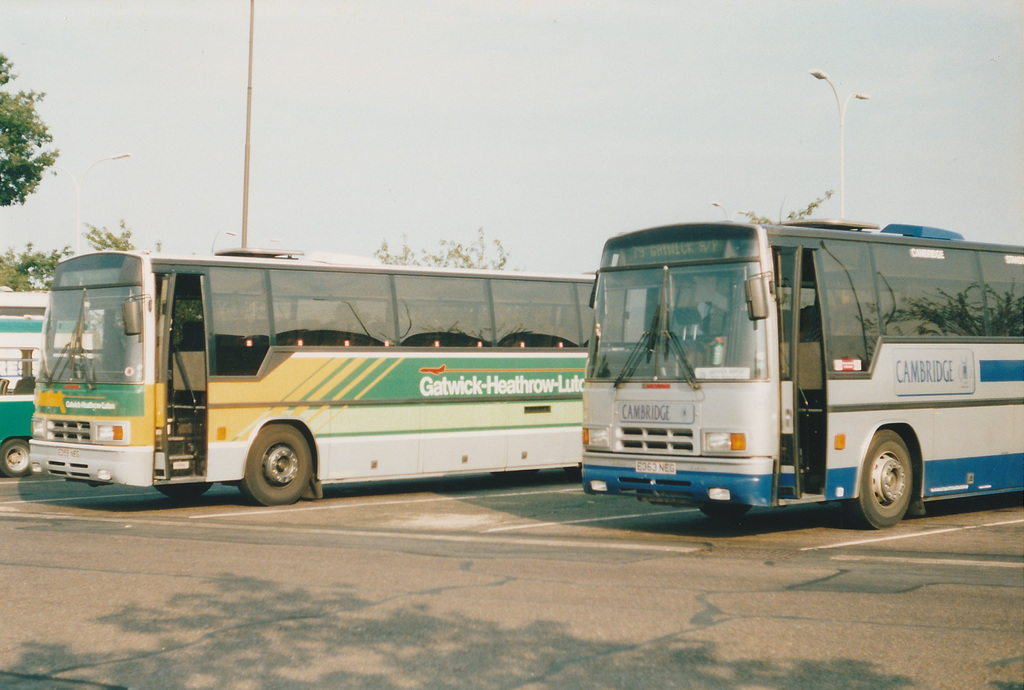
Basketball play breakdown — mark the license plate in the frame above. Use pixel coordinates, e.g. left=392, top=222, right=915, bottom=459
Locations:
left=636, top=460, right=676, bottom=475
left=57, top=447, right=81, bottom=459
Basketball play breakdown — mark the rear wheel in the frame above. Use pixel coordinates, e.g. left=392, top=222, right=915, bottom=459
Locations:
left=239, top=425, right=311, bottom=506
left=845, top=430, right=912, bottom=529
left=0, top=438, right=31, bottom=478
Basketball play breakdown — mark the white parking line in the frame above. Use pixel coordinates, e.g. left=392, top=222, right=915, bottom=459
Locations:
left=190, top=486, right=583, bottom=520
left=802, top=517, right=1024, bottom=551
left=0, top=491, right=148, bottom=505
left=486, top=508, right=699, bottom=532
left=830, top=554, right=1022, bottom=569
left=5, top=510, right=700, bottom=554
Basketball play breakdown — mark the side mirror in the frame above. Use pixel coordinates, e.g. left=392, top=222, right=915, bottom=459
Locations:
left=745, top=275, right=770, bottom=320
left=122, top=299, right=143, bottom=336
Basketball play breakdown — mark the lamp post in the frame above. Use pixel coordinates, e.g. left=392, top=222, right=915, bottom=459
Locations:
left=211, top=230, right=239, bottom=253
left=809, top=70, right=869, bottom=219
left=710, top=202, right=746, bottom=222
left=241, top=0, right=255, bottom=249
left=56, top=153, right=132, bottom=254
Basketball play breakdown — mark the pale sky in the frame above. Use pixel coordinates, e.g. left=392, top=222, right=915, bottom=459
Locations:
left=1, top=1, right=1021, bottom=275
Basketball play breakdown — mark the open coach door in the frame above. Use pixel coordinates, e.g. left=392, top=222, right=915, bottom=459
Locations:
left=774, top=246, right=827, bottom=501
left=155, top=273, right=211, bottom=497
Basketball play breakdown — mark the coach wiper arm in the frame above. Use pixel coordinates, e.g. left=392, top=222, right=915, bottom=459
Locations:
left=661, top=329, right=701, bottom=390
left=614, top=267, right=668, bottom=388
left=47, top=290, right=88, bottom=385
left=613, top=327, right=656, bottom=388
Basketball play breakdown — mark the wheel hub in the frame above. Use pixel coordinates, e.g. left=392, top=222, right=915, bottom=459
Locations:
left=262, top=444, right=298, bottom=486
left=870, top=451, right=907, bottom=507
left=5, top=445, right=29, bottom=473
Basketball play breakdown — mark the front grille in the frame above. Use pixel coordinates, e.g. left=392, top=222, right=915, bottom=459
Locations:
left=49, top=420, right=92, bottom=442
left=619, top=475, right=695, bottom=498
left=43, top=459, right=92, bottom=479
left=619, top=426, right=694, bottom=454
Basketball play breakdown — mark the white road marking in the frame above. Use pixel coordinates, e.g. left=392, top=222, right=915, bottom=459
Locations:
left=189, top=486, right=582, bottom=520
left=486, top=508, right=699, bottom=532
left=3, top=510, right=700, bottom=554
left=802, top=518, right=1024, bottom=551
left=0, top=491, right=147, bottom=505
left=830, top=554, right=1022, bottom=569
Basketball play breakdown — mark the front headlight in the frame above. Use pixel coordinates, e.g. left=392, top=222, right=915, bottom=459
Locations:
left=704, top=431, right=746, bottom=453
left=584, top=427, right=610, bottom=449
left=32, top=417, right=47, bottom=439
left=95, top=422, right=129, bottom=444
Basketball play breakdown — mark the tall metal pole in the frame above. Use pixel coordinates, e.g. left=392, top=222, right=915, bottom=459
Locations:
left=241, top=0, right=255, bottom=249
left=809, top=70, right=869, bottom=219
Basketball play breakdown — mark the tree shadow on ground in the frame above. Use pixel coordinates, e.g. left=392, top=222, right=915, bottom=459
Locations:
left=2, top=574, right=918, bottom=689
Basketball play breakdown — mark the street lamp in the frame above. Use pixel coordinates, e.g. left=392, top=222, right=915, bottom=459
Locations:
left=710, top=202, right=747, bottom=222
left=55, top=153, right=132, bottom=254
left=211, top=230, right=239, bottom=253
left=809, top=69, right=869, bottom=219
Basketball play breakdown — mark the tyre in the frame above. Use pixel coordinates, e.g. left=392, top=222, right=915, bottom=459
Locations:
left=845, top=430, right=913, bottom=529
left=699, top=502, right=751, bottom=521
left=238, top=425, right=312, bottom=506
left=0, top=438, right=31, bottom=478
left=155, top=482, right=213, bottom=501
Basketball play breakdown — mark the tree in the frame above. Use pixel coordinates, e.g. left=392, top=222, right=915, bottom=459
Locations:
left=0, top=53, right=59, bottom=206
left=739, top=190, right=835, bottom=225
left=375, top=227, right=512, bottom=270
left=0, top=222, right=137, bottom=290
left=0, top=243, right=72, bottom=291
left=83, top=220, right=135, bottom=251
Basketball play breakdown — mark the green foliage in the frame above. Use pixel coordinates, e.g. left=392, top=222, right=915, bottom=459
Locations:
left=83, top=220, right=136, bottom=251
left=0, top=243, right=73, bottom=290
left=0, top=54, right=59, bottom=206
left=375, top=228, right=512, bottom=270
left=1, top=222, right=143, bottom=290
left=739, top=190, right=835, bottom=225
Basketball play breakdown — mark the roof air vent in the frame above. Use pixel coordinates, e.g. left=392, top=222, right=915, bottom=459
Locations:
left=880, top=224, right=964, bottom=241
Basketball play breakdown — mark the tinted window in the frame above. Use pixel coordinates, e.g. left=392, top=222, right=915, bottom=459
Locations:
left=394, top=275, right=492, bottom=347
left=209, top=268, right=270, bottom=375
left=979, top=251, right=1024, bottom=337
left=873, top=245, right=984, bottom=336
left=818, top=241, right=880, bottom=368
left=271, top=270, right=395, bottom=347
left=492, top=280, right=580, bottom=347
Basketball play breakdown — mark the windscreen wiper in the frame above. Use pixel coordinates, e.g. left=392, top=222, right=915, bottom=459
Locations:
left=47, top=291, right=88, bottom=384
left=660, top=328, right=701, bottom=390
left=614, top=267, right=701, bottom=390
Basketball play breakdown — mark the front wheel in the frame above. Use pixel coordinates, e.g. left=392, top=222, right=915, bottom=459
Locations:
left=844, top=430, right=913, bottom=529
left=239, top=425, right=312, bottom=506
left=0, top=438, right=31, bottom=478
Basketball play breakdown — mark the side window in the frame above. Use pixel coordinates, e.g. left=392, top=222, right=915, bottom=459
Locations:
left=873, top=245, right=984, bottom=337
left=818, top=241, right=880, bottom=370
left=492, top=280, right=581, bottom=348
left=394, top=275, right=492, bottom=347
left=979, top=251, right=1024, bottom=337
left=209, top=268, right=270, bottom=376
left=271, top=270, right=395, bottom=347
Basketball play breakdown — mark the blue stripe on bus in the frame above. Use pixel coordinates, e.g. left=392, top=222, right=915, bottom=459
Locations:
left=979, top=359, right=1024, bottom=383
left=923, top=452, right=1024, bottom=497
left=581, top=463, right=774, bottom=507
